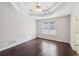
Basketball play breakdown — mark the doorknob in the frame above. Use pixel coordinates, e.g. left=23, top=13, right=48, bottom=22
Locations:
left=76, top=44, right=78, bottom=46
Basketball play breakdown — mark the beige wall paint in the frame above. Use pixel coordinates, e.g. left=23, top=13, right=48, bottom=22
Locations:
left=37, top=16, right=70, bottom=43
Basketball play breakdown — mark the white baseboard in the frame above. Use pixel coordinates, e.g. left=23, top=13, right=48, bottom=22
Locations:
left=0, top=37, right=36, bottom=52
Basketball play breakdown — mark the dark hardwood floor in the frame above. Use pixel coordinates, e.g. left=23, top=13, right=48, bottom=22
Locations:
left=0, top=38, right=78, bottom=56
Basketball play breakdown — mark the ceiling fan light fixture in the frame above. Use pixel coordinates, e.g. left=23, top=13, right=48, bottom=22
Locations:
left=31, top=2, right=43, bottom=13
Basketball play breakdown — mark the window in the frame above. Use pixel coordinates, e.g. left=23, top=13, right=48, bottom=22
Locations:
left=42, top=21, right=56, bottom=35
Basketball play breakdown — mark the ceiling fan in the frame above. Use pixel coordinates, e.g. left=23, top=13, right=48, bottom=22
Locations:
left=30, top=2, right=64, bottom=17
left=31, top=2, right=43, bottom=13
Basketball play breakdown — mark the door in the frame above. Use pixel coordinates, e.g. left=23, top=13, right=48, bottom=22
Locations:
left=75, top=16, right=79, bottom=54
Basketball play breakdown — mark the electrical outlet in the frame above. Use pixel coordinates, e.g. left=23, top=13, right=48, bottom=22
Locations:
left=9, top=40, right=16, bottom=44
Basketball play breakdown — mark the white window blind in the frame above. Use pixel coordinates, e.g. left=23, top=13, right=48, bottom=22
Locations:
left=42, top=21, right=56, bottom=35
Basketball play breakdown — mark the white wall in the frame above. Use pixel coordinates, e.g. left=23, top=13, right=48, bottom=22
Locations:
left=0, top=2, right=36, bottom=51
left=37, top=16, right=70, bottom=43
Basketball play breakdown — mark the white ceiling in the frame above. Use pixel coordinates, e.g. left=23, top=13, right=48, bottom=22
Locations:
left=10, top=2, right=78, bottom=19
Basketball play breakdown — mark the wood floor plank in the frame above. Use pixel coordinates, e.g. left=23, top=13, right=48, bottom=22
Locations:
left=0, top=38, right=78, bottom=56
